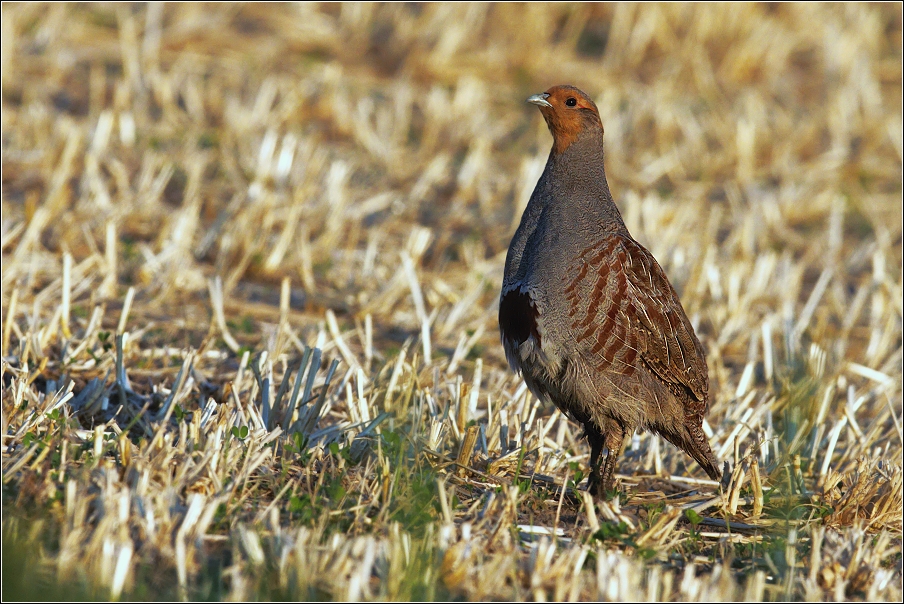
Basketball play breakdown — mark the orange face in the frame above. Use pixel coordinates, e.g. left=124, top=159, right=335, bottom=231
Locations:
left=528, top=85, right=602, bottom=154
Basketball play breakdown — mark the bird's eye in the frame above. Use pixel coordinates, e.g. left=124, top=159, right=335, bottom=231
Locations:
left=565, top=97, right=577, bottom=107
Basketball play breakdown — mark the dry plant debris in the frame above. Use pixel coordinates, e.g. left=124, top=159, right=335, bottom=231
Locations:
left=1, top=3, right=902, bottom=601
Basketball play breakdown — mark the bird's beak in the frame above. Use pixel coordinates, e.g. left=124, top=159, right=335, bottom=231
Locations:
left=527, top=93, right=552, bottom=108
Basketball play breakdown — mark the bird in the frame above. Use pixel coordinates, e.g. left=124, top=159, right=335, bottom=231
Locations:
left=499, top=85, right=725, bottom=497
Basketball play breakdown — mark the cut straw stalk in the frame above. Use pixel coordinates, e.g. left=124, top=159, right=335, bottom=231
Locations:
left=2, top=287, right=18, bottom=355
left=0, top=4, right=900, bottom=601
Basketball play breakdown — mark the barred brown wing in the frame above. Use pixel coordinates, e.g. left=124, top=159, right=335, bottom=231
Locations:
left=564, top=234, right=709, bottom=410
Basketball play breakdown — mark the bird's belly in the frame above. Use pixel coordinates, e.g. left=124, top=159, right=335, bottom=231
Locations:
left=517, top=342, right=664, bottom=432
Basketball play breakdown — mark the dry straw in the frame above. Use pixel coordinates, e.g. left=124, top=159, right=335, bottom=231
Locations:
left=2, top=3, right=901, bottom=601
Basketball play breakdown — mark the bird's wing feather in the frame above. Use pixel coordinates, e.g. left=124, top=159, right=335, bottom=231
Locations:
left=565, top=235, right=708, bottom=408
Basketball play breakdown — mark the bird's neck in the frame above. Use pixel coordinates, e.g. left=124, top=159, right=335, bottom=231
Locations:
left=545, top=130, right=628, bottom=233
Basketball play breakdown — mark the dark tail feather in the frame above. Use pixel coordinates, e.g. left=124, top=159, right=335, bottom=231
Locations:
left=657, top=423, right=723, bottom=482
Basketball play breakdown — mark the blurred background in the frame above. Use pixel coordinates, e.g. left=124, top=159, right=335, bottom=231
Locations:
left=1, top=4, right=902, bottom=601
left=3, top=5, right=901, bottom=346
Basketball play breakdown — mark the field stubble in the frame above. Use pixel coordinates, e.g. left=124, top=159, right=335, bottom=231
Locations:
left=1, top=3, right=902, bottom=601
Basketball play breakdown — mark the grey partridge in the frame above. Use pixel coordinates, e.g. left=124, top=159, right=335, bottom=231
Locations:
left=499, top=85, right=724, bottom=497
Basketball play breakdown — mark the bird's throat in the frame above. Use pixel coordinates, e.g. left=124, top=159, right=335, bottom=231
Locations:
left=544, top=135, right=626, bottom=233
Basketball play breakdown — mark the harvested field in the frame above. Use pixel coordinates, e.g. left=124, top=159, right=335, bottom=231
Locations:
left=2, top=3, right=902, bottom=601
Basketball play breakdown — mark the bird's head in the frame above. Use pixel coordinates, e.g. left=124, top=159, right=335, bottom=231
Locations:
left=527, top=85, right=602, bottom=155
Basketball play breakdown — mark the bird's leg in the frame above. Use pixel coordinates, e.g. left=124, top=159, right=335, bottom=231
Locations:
left=595, top=424, right=626, bottom=499
left=585, top=426, right=605, bottom=494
